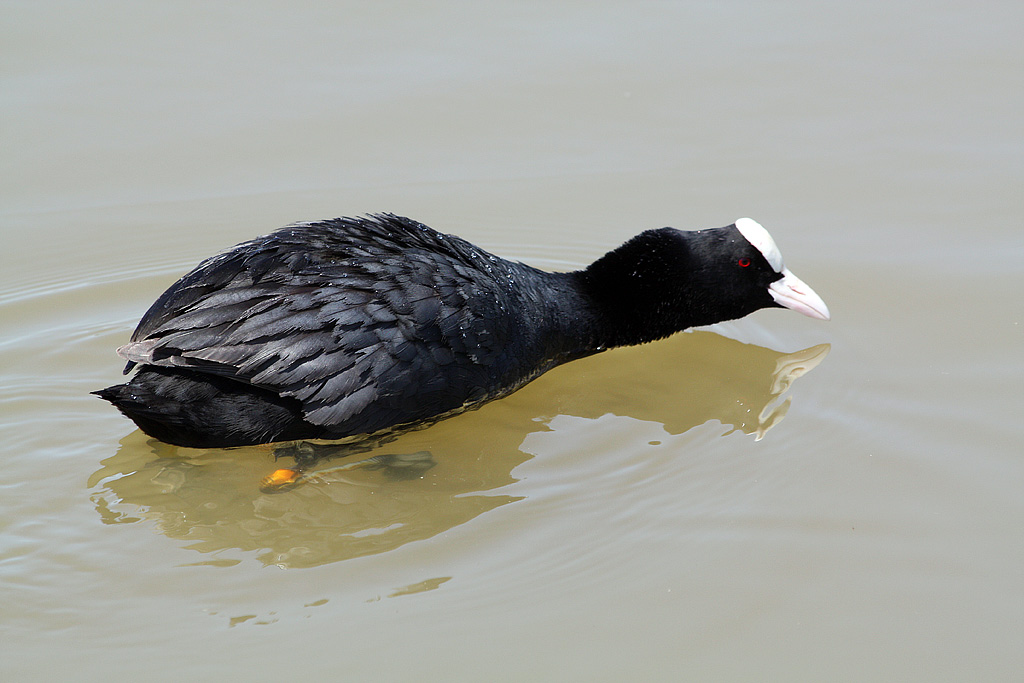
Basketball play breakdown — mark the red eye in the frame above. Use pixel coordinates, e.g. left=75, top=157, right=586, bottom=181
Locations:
left=738, top=257, right=751, bottom=268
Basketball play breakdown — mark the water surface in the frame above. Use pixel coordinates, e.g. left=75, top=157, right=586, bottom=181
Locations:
left=2, top=2, right=1021, bottom=681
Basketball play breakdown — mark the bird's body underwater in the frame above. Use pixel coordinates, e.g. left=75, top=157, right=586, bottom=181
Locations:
left=95, top=214, right=829, bottom=449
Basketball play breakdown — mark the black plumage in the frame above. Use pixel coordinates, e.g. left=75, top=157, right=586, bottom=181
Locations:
left=95, top=213, right=829, bottom=448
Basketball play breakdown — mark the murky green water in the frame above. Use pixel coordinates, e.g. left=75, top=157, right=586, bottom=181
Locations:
left=3, top=2, right=1021, bottom=681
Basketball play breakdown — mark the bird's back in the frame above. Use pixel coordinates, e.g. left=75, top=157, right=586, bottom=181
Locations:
left=115, top=214, right=570, bottom=441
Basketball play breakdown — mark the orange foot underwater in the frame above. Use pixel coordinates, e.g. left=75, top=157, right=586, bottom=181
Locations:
left=260, top=468, right=303, bottom=493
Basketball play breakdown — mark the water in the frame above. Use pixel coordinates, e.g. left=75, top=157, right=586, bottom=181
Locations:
left=3, top=2, right=1022, bottom=681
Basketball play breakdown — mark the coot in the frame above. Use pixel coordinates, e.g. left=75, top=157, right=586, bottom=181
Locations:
left=96, top=214, right=829, bottom=449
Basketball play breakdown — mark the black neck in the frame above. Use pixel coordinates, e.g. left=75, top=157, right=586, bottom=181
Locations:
left=570, top=227, right=742, bottom=349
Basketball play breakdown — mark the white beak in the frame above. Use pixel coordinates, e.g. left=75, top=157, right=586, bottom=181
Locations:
left=768, top=268, right=831, bottom=321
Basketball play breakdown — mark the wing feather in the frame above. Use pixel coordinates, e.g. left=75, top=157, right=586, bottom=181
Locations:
left=120, top=215, right=521, bottom=437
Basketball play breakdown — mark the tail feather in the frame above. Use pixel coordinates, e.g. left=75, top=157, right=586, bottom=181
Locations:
left=93, top=367, right=317, bottom=448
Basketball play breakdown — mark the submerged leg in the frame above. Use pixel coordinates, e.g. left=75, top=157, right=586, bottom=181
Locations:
left=259, top=440, right=435, bottom=492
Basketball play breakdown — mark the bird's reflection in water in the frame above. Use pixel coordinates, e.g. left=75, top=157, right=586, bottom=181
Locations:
left=89, top=331, right=829, bottom=569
